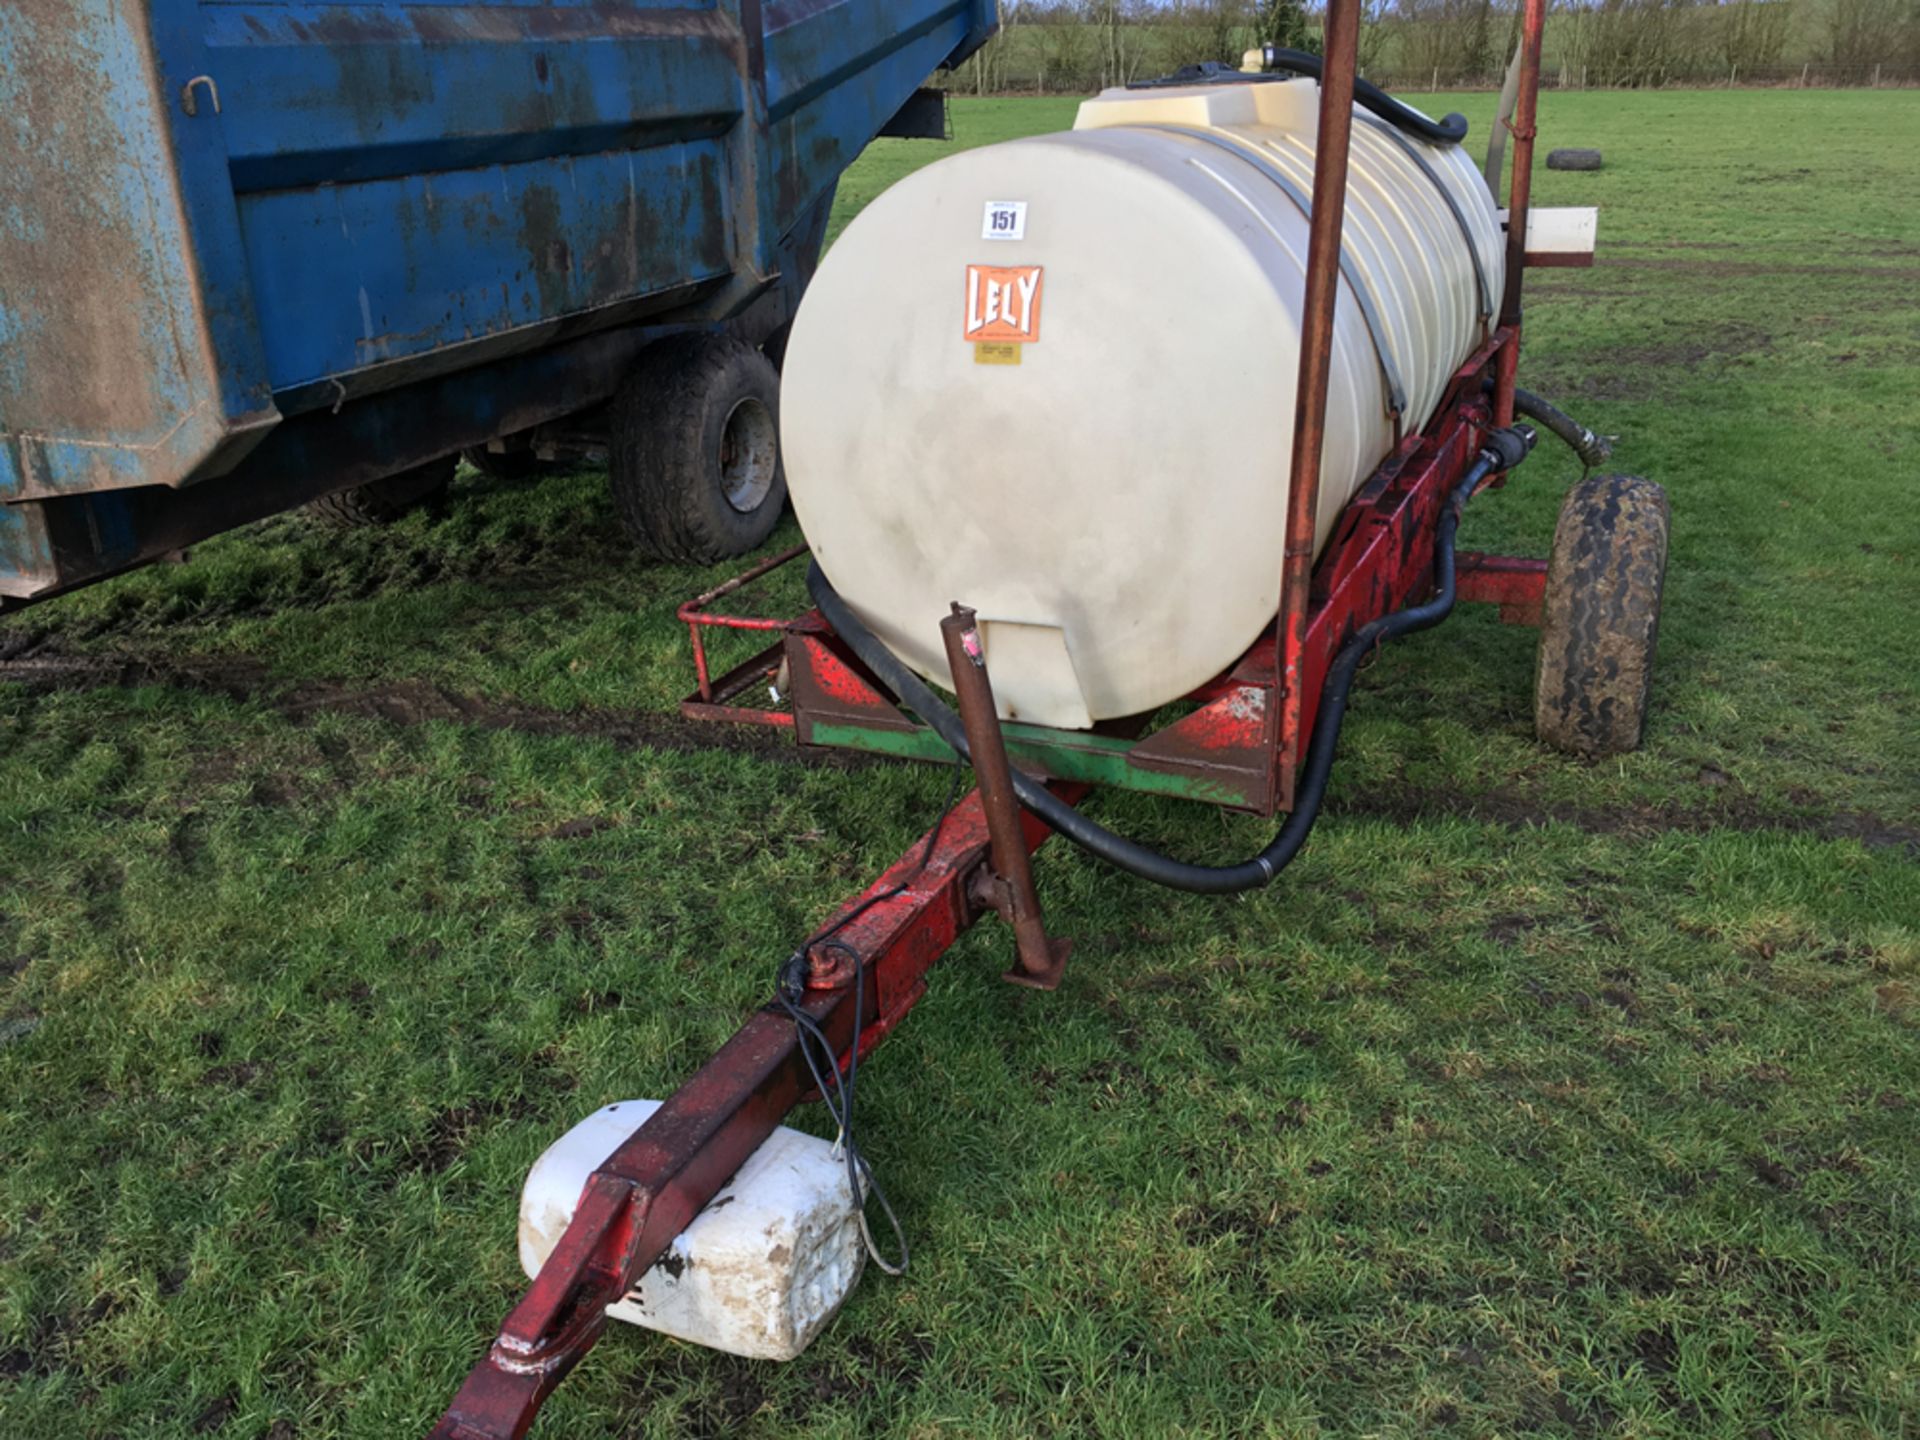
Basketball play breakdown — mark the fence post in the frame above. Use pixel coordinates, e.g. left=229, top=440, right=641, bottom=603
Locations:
left=1730, top=64, right=1737, bottom=88
left=1872, top=63, right=1881, bottom=88
left=1800, top=62, right=1809, bottom=88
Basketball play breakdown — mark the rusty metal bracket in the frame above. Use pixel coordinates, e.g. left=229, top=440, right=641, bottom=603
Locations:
left=940, top=606, right=1072, bottom=991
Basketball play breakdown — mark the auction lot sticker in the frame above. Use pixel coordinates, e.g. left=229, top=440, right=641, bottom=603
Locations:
left=982, top=200, right=1028, bottom=240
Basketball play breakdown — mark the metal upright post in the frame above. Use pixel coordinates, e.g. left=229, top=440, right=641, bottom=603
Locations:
left=1494, top=0, right=1547, bottom=426
left=1273, top=0, right=1361, bottom=811
left=940, top=605, right=1072, bottom=991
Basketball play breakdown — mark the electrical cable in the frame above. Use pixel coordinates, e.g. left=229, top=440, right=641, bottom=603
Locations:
left=807, top=424, right=1537, bottom=896
left=775, top=944, right=911, bottom=1277
left=770, top=763, right=963, bottom=1277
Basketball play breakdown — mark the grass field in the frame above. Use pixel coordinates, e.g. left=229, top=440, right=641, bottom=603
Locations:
left=3, top=89, right=1919, bottom=1439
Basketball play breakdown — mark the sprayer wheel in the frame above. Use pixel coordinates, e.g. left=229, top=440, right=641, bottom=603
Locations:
left=306, top=454, right=457, bottom=529
left=1534, top=472, right=1669, bottom=758
left=609, top=334, right=786, bottom=562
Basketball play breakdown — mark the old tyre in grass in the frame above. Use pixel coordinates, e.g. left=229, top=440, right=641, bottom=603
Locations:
left=610, top=333, right=786, bottom=562
left=1546, top=147, right=1603, bottom=172
left=306, top=454, right=457, bottom=529
left=1535, top=472, right=1669, bottom=758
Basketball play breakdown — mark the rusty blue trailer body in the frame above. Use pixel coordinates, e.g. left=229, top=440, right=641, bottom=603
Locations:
left=0, top=0, right=991, bottom=605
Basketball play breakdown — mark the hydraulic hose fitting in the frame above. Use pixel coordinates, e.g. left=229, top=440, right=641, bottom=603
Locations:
left=1482, top=422, right=1538, bottom=473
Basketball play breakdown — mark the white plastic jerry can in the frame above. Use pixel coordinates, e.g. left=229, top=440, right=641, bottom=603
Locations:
left=516, top=1101, right=867, bottom=1361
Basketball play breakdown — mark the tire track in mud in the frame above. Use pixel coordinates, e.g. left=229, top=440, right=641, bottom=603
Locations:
left=1323, top=786, right=1919, bottom=856
left=0, top=649, right=870, bottom=773
left=4, top=650, right=1916, bottom=854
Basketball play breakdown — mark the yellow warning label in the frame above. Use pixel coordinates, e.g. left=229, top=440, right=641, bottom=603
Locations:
left=973, top=342, right=1022, bottom=366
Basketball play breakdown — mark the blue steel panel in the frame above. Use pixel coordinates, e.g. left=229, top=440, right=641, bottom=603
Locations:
left=197, top=1, right=758, bottom=403
left=0, top=0, right=996, bottom=601
left=238, top=141, right=733, bottom=395
left=0, top=494, right=55, bottom=599
left=201, top=2, right=747, bottom=192
left=760, top=0, right=986, bottom=230
left=0, top=0, right=274, bottom=512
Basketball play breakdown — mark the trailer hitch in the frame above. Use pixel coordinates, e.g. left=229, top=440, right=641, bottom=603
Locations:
left=429, top=773, right=1088, bottom=1440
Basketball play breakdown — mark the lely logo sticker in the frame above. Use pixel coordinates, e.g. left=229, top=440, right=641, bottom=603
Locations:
left=963, top=264, right=1043, bottom=344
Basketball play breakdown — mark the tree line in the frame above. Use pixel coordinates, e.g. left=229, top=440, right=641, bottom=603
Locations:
left=938, top=0, right=1920, bottom=94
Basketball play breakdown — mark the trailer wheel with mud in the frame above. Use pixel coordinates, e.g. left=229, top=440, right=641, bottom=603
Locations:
left=1534, top=472, right=1670, bottom=758
left=610, top=334, right=786, bottom=562
left=305, top=454, right=458, bottom=529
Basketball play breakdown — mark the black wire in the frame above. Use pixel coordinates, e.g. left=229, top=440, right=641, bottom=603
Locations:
left=771, top=763, right=963, bottom=1276
left=775, top=946, right=909, bottom=1275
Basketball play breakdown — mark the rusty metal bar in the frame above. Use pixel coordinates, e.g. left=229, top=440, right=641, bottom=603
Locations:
left=1499, top=0, right=1547, bottom=330
left=677, top=542, right=809, bottom=700
left=678, top=638, right=795, bottom=728
left=1273, top=0, right=1362, bottom=813
left=940, top=606, right=1071, bottom=990
left=1455, top=550, right=1547, bottom=625
left=1491, top=0, right=1543, bottom=428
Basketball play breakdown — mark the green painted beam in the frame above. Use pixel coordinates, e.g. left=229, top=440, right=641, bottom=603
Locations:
left=805, top=720, right=1254, bottom=808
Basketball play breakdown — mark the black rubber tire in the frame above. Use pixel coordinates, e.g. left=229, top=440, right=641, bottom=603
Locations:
left=609, top=333, right=786, bottom=562
left=1546, top=147, right=1603, bottom=172
left=306, top=454, right=457, bottom=529
left=761, top=318, right=795, bottom=373
left=461, top=445, right=550, bottom=481
left=1535, top=473, right=1670, bottom=758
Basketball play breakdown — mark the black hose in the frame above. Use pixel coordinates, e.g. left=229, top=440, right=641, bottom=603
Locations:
left=1258, top=48, right=1469, bottom=147
left=1510, top=385, right=1611, bottom=469
left=807, top=426, right=1536, bottom=896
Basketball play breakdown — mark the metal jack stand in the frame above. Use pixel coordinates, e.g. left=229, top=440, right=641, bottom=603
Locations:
left=940, top=605, right=1073, bottom=991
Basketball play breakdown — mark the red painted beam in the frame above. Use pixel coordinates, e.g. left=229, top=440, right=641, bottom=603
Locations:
left=1455, top=551, right=1548, bottom=626
left=429, top=783, right=1084, bottom=1440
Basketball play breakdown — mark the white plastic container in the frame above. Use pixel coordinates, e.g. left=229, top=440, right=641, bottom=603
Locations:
left=517, top=1102, right=865, bottom=1361
left=782, top=79, right=1503, bottom=728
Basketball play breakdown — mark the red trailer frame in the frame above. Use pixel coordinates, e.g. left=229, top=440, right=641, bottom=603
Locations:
left=432, top=2, right=1559, bottom=1433
left=672, top=328, right=1544, bottom=817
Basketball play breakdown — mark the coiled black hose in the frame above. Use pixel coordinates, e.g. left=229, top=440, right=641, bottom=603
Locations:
left=1257, top=48, right=1469, bottom=147
left=807, top=426, right=1536, bottom=896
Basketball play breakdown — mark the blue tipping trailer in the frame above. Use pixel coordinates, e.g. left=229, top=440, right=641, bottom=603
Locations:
left=0, top=0, right=993, bottom=607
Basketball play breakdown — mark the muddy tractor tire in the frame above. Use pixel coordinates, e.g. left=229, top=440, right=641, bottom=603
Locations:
left=609, top=333, right=786, bottom=562
left=1534, top=473, right=1670, bottom=758
left=306, top=454, right=457, bottom=529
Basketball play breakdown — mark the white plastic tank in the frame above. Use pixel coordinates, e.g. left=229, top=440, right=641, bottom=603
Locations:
left=782, top=79, right=1503, bottom=729
left=518, top=1101, right=867, bottom=1361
